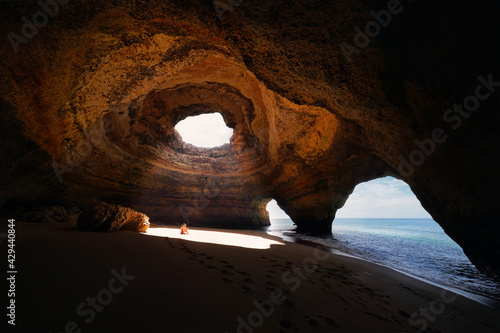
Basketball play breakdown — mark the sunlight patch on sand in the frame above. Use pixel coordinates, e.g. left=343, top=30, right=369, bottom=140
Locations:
left=143, top=227, right=284, bottom=249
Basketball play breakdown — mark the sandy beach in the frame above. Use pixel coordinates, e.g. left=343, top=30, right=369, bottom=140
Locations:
left=2, top=222, right=499, bottom=333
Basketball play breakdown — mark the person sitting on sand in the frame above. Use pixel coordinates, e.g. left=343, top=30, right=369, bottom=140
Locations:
left=180, top=223, right=189, bottom=235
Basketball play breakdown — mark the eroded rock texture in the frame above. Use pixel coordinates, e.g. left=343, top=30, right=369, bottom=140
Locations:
left=0, top=1, right=498, bottom=276
left=77, top=202, right=150, bottom=232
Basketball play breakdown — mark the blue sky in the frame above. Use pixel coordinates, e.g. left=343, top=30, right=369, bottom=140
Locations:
left=267, top=177, right=432, bottom=219
left=175, top=114, right=431, bottom=219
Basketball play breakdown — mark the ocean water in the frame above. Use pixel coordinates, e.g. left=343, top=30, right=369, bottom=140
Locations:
left=266, top=218, right=500, bottom=301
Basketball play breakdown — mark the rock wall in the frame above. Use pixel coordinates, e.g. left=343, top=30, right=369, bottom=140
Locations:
left=0, top=0, right=498, bottom=276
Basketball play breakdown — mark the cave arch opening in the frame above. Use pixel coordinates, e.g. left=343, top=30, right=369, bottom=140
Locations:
left=266, top=199, right=293, bottom=231
left=333, top=177, right=497, bottom=298
left=336, top=176, right=431, bottom=218
left=174, top=112, right=233, bottom=148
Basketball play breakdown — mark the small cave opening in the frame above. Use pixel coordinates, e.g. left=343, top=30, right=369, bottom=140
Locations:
left=266, top=199, right=294, bottom=231
left=174, top=112, right=233, bottom=148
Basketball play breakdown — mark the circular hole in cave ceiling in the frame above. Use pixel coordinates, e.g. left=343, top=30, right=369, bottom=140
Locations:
left=174, top=113, right=233, bottom=148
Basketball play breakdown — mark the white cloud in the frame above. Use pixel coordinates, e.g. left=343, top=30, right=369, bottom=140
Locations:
left=336, top=177, right=431, bottom=218
left=175, top=113, right=233, bottom=148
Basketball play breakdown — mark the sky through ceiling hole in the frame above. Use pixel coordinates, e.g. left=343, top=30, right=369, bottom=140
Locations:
left=175, top=113, right=233, bottom=148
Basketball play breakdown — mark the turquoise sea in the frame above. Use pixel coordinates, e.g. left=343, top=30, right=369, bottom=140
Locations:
left=266, top=218, right=500, bottom=301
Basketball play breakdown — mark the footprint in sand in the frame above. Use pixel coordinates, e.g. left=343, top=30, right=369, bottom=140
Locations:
left=390, top=314, right=403, bottom=325
left=318, top=314, right=340, bottom=328
left=282, top=299, right=296, bottom=308
left=222, top=277, right=234, bottom=283
left=363, top=311, right=390, bottom=322
left=268, top=264, right=281, bottom=268
left=398, top=310, right=410, bottom=320
left=241, top=285, right=254, bottom=294
left=164, top=238, right=177, bottom=249
left=304, top=315, right=320, bottom=329
left=330, top=292, right=348, bottom=303
left=279, top=320, right=293, bottom=329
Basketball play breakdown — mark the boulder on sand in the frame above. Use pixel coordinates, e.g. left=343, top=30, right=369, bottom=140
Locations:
left=77, top=202, right=150, bottom=232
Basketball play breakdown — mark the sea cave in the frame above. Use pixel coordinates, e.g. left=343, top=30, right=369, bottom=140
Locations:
left=0, top=0, right=499, bottom=332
